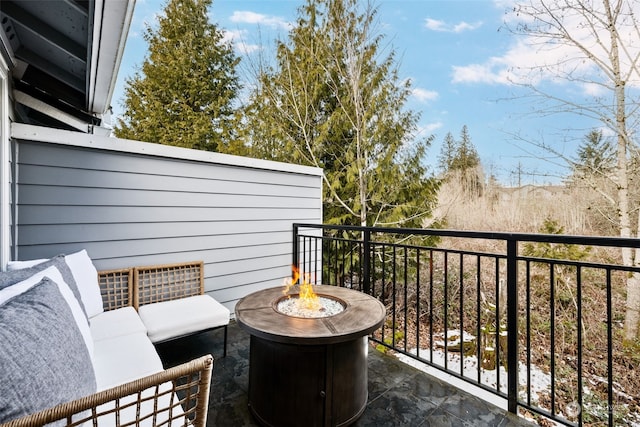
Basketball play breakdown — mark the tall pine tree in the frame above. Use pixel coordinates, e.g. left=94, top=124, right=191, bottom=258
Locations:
left=245, top=0, right=438, bottom=227
left=114, top=0, right=241, bottom=152
left=437, top=125, right=482, bottom=197
left=451, top=125, right=480, bottom=171
left=437, top=132, right=456, bottom=173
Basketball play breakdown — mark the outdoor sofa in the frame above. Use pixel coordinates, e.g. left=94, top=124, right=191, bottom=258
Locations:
left=0, top=250, right=229, bottom=426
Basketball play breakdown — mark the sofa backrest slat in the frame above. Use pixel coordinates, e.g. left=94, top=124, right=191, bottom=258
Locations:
left=133, top=261, right=204, bottom=310
left=97, top=268, right=133, bottom=311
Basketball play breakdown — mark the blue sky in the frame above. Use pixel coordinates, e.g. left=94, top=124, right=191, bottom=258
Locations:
left=112, top=0, right=615, bottom=186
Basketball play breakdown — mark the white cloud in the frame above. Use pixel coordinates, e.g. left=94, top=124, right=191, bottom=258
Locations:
left=582, top=82, right=607, bottom=97
left=422, top=122, right=444, bottom=133
left=424, top=18, right=446, bottom=32
left=222, top=29, right=261, bottom=54
left=598, top=125, right=616, bottom=138
left=412, top=88, right=439, bottom=102
left=221, top=29, right=241, bottom=45
left=453, top=21, right=483, bottom=33
left=492, top=0, right=517, bottom=11
left=230, top=11, right=292, bottom=30
left=452, top=57, right=511, bottom=85
left=454, top=1, right=640, bottom=96
left=236, top=42, right=261, bottom=55
left=424, top=18, right=482, bottom=33
left=451, top=30, right=598, bottom=88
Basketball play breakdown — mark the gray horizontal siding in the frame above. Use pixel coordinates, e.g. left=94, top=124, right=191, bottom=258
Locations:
left=12, top=134, right=322, bottom=313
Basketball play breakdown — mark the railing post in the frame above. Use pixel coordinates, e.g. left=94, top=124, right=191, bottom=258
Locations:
left=506, top=238, right=518, bottom=414
left=363, top=229, right=371, bottom=294
left=293, top=224, right=299, bottom=270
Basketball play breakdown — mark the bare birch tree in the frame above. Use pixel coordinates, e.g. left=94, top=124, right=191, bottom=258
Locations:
left=506, top=0, right=640, bottom=342
left=245, top=0, right=438, bottom=228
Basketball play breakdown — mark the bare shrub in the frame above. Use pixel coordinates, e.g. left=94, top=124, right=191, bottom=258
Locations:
left=424, top=182, right=638, bottom=425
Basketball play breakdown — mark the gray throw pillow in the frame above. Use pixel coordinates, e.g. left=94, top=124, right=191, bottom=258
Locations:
left=0, top=255, right=88, bottom=318
left=0, top=277, right=97, bottom=424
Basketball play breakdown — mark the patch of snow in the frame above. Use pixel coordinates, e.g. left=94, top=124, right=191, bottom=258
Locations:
left=395, top=347, right=639, bottom=427
left=397, top=347, right=551, bottom=400
left=433, top=329, right=476, bottom=350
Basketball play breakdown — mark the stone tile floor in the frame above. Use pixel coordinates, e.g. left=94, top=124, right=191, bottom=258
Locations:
left=156, top=321, right=536, bottom=427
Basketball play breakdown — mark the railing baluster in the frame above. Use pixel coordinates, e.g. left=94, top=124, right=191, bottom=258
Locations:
left=302, top=236, right=307, bottom=276
left=429, top=249, right=434, bottom=364
left=363, top=230, right=371, bottom=294
left=392, top=245, right=397, bottom=348
left=292, top=224, right=299, bottom=269
left=495, top=256, right=501, bottom=395
left=314, top=236, right=318, bottom=284
left=506, top=238, right=518, bottom=413
left=550, top=262, right=556, bottom=416
left=606, top=268, right=613, bottom=427
left=381, top=243, right=387, bottom=346
left=476, top=255, right=482, bottom=384
left=526, top=260, right=532, bottom=408
left=335, top=236, right=340, bottom=285
left=371, top=241, right=376, bottom=298
left=444, top=251, right=449, bottom=371
left=416, top=248, right=421, bottom=359
left=459, top=254, right=464, bottom=377
left=404, top=246, right=408, bottom=353
left=577, top=265, right=583, bottom=427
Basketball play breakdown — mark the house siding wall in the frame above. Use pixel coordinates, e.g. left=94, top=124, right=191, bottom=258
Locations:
left=10, top=124, right=323, bottom=313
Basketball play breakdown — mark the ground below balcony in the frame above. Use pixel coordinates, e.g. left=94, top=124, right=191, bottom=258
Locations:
left=156, top=320, right=535, bottom=427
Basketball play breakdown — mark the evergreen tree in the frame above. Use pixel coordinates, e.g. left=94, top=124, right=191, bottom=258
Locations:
left=438, top=132, right=456, bottom=173
left=437, top=125, right=482, bottom=196
left=566, top=129, right=624, bottom=237
left=451, top=125, right=480, bottom=171
left=245, top=0, right=438, bottom=227
left=573, top=129, right=614, bottom=177
left=438, top=126, right=480, bottom=174
left=114, top=0, right=241, bottom=152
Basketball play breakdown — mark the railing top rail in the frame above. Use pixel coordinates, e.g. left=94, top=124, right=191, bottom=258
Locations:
left=293, top=223, right=640, bottom=249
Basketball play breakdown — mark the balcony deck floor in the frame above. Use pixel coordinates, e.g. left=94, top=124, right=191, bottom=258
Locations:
left=156, top=320, right=535, bottom=427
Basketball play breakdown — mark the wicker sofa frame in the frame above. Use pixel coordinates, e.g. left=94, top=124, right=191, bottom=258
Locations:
left=1, top=261, right=218, bottom=427
left=1, top=355, right=213, bottom=427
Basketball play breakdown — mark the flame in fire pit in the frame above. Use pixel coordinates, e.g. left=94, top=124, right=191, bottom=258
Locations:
left=282, top=265, right=321, bottom=311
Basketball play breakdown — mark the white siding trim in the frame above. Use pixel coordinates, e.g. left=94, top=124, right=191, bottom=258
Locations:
left=88, top=0, right=136, bottom=114
left=0, top=55, right=9, bottom=270
left=11, top=123, right=323, bottom=177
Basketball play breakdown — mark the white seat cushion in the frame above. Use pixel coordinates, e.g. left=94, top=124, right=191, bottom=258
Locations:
left=138, top=295, right=230, bottom=343
left=65, top=249, right=103, bottom=318
left=93, top=332, right=163, bottom=390
left=90, top=307, right=147, bottom=342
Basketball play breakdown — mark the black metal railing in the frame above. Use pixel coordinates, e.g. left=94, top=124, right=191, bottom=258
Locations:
left=292, top=223, right=640, bottom=427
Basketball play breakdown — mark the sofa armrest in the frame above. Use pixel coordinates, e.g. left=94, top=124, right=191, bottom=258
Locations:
left=134, top=261, right=204, bottom=310
left=0, top=355, right=213, bottom=427
left=97, top=268, right=134, bottom=311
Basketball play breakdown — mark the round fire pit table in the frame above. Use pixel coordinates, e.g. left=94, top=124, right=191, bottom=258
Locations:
left=235, top=285, right=386, bottom=427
